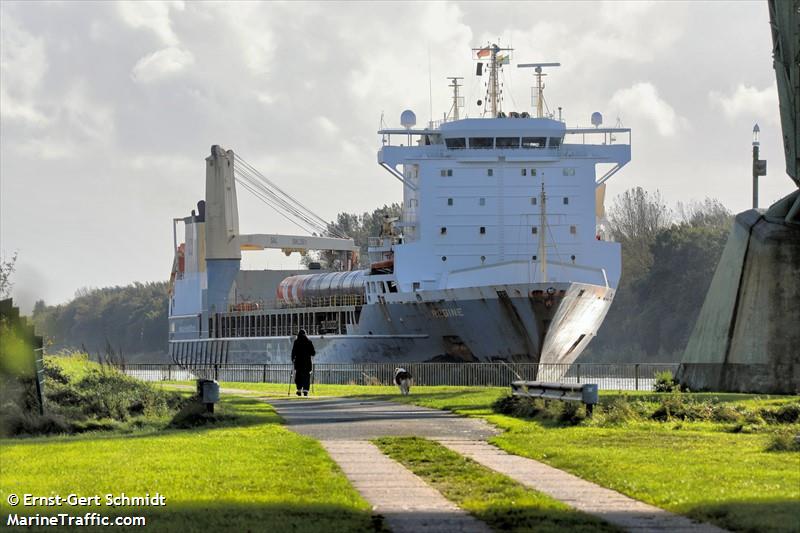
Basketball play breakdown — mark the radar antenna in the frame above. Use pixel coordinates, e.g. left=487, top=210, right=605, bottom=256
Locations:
left=518, top=62, right=560, bottom=118
left=447, top=77, right=464, bottom=121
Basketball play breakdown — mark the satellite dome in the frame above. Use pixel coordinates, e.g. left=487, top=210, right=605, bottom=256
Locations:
left=400, top=109, right=417, bottom=129
left=591, top=111, right=603, bottom=127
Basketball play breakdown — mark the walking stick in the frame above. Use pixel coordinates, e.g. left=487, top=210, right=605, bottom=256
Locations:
left=287, top=368, right=294, bottom=396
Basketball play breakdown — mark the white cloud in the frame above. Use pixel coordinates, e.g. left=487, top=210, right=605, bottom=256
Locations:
left=609, top=82, right=687, bottom=136
left=62, top=82, right=115, bottom=143
left=15, top=136, right=78, bottom=160
left=709, top=82, right=779, bottom=123
left=0, top=88, right=49, bottom=126
left=0, top=12, right=48, bottom=125
left=211, top=3, right=275, bottom=75
left=315, top=116, right=340, bottom=136
left=116, top=1, right=184, bottom=46
left=131, top=46, right=194, bottom=83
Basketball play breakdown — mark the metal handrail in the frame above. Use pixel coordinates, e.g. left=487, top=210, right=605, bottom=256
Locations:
left=117, top=362, right=680, bottom=391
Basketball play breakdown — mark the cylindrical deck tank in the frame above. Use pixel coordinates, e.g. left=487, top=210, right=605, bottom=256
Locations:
left=277, top=270, right=368, bottom=305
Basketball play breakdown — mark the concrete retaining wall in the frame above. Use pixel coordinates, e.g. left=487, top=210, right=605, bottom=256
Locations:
left=680, top=209, right=800, bottom=394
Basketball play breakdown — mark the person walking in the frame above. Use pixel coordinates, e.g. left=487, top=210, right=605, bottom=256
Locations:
left=291, top=329, right=315, bottom=396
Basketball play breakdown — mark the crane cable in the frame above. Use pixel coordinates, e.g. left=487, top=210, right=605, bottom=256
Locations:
left=234, top=154, right=341, bottom=237
left=232, top=154, right=348, bottom=239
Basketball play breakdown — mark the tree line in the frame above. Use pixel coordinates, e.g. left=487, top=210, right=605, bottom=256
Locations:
left=30, top=282, right=168, bottom=362
left=582, top=189, right=732, bottom=362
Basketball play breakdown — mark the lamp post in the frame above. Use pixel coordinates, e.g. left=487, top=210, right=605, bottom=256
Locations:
left=752, top=124, right=767, bottom=209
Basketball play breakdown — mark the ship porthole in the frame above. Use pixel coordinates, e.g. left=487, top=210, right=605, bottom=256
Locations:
left=441, top=256, right=447, bottom=261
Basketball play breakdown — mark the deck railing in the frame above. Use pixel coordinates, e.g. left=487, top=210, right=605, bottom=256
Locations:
left=117, top=362, right=679, bottom=391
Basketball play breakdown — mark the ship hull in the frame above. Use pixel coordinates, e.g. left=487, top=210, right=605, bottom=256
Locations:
left=169, top=281, right=614, bottom=366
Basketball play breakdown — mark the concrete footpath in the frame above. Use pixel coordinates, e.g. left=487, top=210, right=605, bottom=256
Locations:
left=438, top=439, right=728, bottom=533
left=323, top=440, right=490, bottom=533
left=270, top=397, right=729, bottom=533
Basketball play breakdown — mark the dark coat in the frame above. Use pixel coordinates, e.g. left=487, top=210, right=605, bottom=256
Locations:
left=291, top=334, right=315, bottom=372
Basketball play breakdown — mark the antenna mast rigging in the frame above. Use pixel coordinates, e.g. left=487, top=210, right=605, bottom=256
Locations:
left=447, top=77, right=464, bottom=120
left=473, top=43, right=513, bottom=117
left=518, top=62, right=560, bottom=118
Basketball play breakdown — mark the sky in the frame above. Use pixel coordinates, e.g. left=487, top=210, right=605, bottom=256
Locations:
left=1, top=1, right=794, bottom=312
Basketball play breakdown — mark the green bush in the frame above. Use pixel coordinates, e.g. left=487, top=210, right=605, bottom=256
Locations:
left=168, top=398, right=235, bottom=429
left=492, top=395, right=587, bottom=425
left=653, top=370, right=679, bottom=392
left=765, top=430, right=800, bottom=452
left=0, top=401, right=69, bottom=437
left=710, top=403, right=744, bottom=424
left=599, top=397, right=645, bottom=425
left=772, top=403, right=800, bottom=424
left=2, top=353, right=186, bottom=437
left=559, top=401, right=587, bottom=424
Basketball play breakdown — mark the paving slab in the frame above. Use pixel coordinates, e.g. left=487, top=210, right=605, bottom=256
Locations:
left=437, top=439, right=729, bottom=533
left=323, top=440, right=490, bottom=533
left=270, top=397, right=498, bottom=440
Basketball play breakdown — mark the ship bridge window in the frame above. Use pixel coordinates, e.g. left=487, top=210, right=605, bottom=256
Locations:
left=445, top=138, right=466, bottom=149
left=563, top=168, right=575, bottom=176
left=549, top=137, right=562, bottom=148
left=522, top=137, right=547, bottom=148
left=496, top=137, right=520, bottom=148
left=469, top=137, right=494, bottom=149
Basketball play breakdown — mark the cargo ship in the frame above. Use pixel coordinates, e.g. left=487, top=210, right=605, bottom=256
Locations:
left=168, top=44, right=631, bottom=366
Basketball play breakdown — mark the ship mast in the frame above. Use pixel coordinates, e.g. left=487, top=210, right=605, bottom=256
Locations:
left=518, top=63, right=561, bottom=118
left=447, top=77, right=464, bottom=120
left=473, top=44, right=512, bottom=117
left=489, top=46, right=500, bottom=117
left=539, top=183, right=547, bottom=282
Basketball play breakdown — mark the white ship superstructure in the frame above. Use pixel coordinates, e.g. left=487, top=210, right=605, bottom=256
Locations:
left=167, top=44, right=630, bottom=367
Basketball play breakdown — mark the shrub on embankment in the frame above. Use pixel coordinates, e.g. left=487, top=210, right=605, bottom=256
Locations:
left=492, top=392, right=800, bottom=450
left=0, top=353, right=185, bottom=437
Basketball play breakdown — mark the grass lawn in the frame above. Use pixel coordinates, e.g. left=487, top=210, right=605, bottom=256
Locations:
left=391, top=390, right=800, bottom=533
left=0, top=395, right=380, bottom=532
left=200, top=381, right=799, bottom=533
left=374, top=436, right=621, bottom=533
left=161, top=380, right=491, bottom=398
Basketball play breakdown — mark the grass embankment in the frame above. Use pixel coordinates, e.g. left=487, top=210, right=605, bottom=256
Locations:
left=375, top=436, right=620, bottom=533
left=0, top=395, right=380, bottom=532
left=1, top=357, right=381, bottom=532
left=2, top=354, right=185, bottom=436
left=208, top=381, right=800, bottom=533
